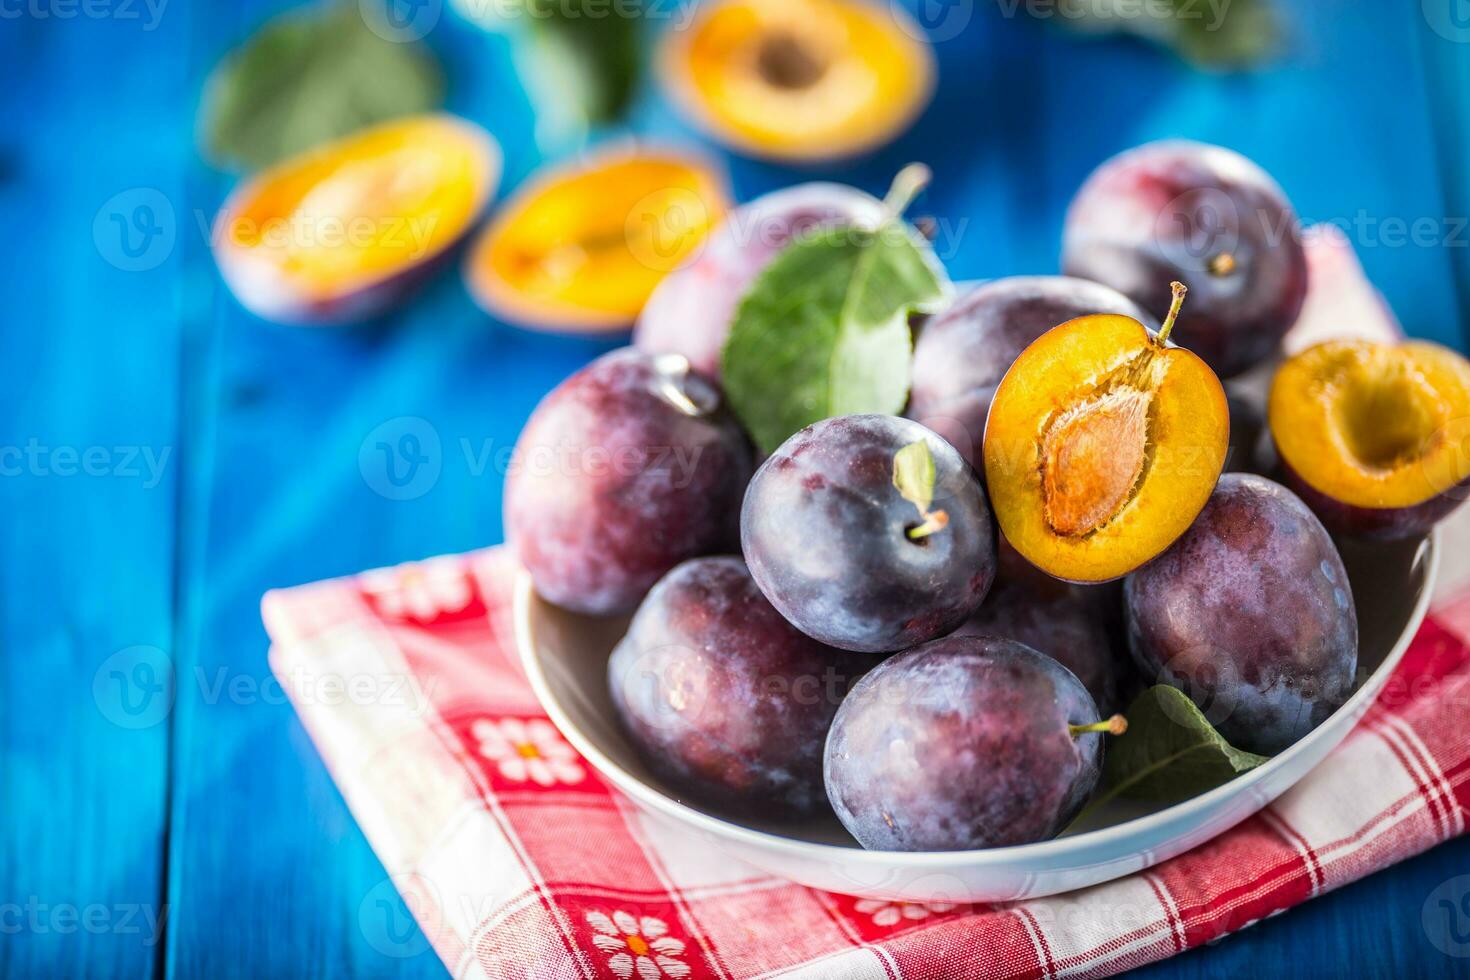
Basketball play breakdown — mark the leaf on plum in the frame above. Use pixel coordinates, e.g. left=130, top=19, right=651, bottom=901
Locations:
left=1101, top=685, right=1269, bottom=803
left=721, top=168, right=948, bottom=454
left=199, top=5, right=443, bottom=171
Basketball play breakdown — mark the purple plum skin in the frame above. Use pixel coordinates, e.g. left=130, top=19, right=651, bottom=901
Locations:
left=824, top=635, right=1104, bottom=851
left=1062, top=140, right=1309, bottom=378
left=506, top=348, right=754, bottom=616
left=1281, top=460, right=1470, bottom=542
left=608, top=556, right=865, bottom=817
left=1125, top=474, right=1359, bottom=755
left=908, top=276, right=1156, bottom=470
left=954, top=575, right=1129, bottom=715
left=634, top=183, right=884, bottom=379
left=741, top=415, right=998, bottom=653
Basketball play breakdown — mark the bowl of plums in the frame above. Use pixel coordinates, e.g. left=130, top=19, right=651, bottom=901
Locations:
left=510, top=141, right=1464, bottom=902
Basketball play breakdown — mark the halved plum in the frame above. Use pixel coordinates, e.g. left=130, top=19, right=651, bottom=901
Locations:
left=465, top=149, right=728, bottom=332
left=658, top=0, right=935, bottom=163
left=1269, top=339, right=1470, bottom=540
left=214, top=114, right=500, bottom=324
left=984, top=283, right=1229, bottom=583
left=908, top=276, right=1156, bottom=471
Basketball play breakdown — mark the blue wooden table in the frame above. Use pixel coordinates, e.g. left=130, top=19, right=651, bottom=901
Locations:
left=4, top=1, right=1470, bottom=976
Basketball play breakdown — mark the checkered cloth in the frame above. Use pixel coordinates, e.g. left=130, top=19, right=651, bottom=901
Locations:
left=262, top=511, right=1470, bottom=979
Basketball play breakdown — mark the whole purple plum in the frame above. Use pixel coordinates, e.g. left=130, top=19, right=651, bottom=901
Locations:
left=506, top=349, right=753, bottom=616
left=634, top=183, right=884, bottom=379
left=824, top=635, right=1111, bottom=851
left=954, top=571, right=1129, bottom=714
left=741, top=415, right=997, bottom=653
left=1062, top=140, right=1309, bottom=378
left=1124, top=473, right=1358, bottom=755
left=608, top=556, right=865, bottom=817
left=908, top=276, right=1155, bottom=469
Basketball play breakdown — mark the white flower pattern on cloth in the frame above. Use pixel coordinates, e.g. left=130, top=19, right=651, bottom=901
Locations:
left=586, top=911, right=690, bottom=979
left=360, top=557, right=472, bottom=621
left=853, top=899, right=958, bottom=927
left=473, top=718, right=584, bottom=786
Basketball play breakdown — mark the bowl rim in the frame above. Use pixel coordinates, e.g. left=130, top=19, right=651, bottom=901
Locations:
left=514, top=531, right=1439, bottom=866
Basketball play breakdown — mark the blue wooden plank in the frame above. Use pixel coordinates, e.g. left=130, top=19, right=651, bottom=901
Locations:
left=0, top=12, right=189, bottom=979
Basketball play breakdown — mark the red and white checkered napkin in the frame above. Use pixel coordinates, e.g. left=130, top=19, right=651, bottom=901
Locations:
left=262, top=515, right=1470, bottom=980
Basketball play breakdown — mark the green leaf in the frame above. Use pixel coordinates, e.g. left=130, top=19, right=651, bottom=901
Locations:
left=524, top=0, right=643, bottom=125
left=721, top=171, right=948, bottom=454
left=893, top=440, right=936, bottom=515
left=463, top=0, right=643, bottom=134
left=199, top=5, right=444, bottom=172
left=1050, top=0, right=1280, bottom=69
left=1100, top=685, right=1269, bottom=804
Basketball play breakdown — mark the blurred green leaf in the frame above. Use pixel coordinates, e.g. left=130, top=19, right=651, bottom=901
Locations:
left=466, top=0, right=643, bottom=133
left=200, top=5, right=444, bottom=171
left=1049, top=0, right=1281, bottom=69
left=525, top=0, right=643, bottom=125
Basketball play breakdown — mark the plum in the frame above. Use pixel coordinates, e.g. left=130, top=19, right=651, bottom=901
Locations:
left=634, top=182, right=884, bottom=378
left=1269, top=339, right=1470, bottom=541
left=1062, top=140, right=1308, bottom=378
left=908, top=276, right=1155, bottom=469
left=608, top=556, right=865, bottom=817
left=506, top=348, right=754, bottom=616
left=1124, top=473, right=1358, bottom=755
left=954, top=566, right=1129, bottom=714
left=741, top=415, right=997, bottom=653
left=824, top=635, right=1115, bottom=851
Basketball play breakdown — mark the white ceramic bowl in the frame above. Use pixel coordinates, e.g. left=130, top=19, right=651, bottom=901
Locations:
left=515, top=533, right=1437, bottom=903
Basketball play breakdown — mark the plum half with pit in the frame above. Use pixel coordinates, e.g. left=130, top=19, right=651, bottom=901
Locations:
left=506, top=348, right=753, bottom=616
left=824, top=635, right=1121, bottom=851
left=741, top=415, right=997, bottom=653
left=1062, top=140, right=1308, bottom=378
left=608, top=556, right=865, bottom=818
left=908, top=276, right=1155, bottom=470
left=1125, top=473, right=1358, bottom=756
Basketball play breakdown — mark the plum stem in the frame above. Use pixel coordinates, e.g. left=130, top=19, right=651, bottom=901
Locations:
left=1155, top=281, right=1188, bottom=347
left=883, top=163, right=931, bottom=220
left=1069, top=714, right=1128, bottom=738
left=906, top=510, right=949, bottom=540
